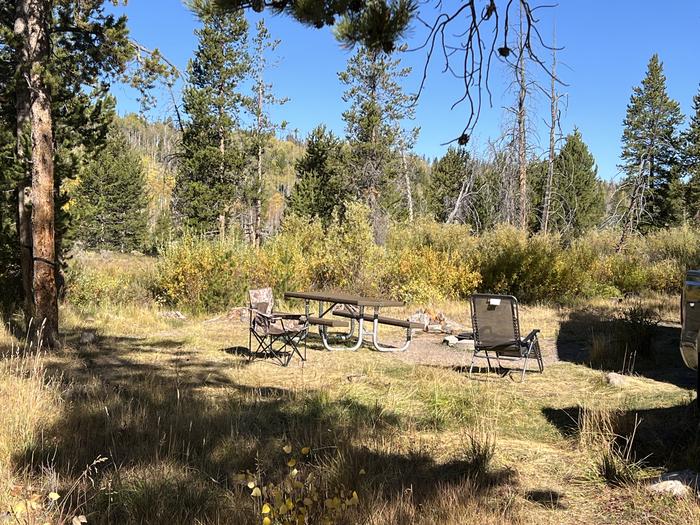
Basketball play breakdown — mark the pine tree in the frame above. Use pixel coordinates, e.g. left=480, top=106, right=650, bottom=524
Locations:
left=428, top=147, right=470, bottom=222
left=245, top=18, right=287, bottom=246
left=551, top=129, right=604, bottom=235
left=73, top=127, right=148, bottom=252
left=3, top=0, right=172, bottom=345
left=620, top=54, right=684, bottom=229
left=287, top=125, right=348, bottom=222
left=339, top=45, right=415, bottom=240
left=683, top=85, right=700, bottom=222
left=174, top=8, right=250, bottom=232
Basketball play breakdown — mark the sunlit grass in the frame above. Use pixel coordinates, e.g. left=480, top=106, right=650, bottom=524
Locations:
left=0, top=296, right=698, bottom=524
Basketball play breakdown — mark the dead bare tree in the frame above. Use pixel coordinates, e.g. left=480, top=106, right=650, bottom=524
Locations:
left=413, top=1, right=558, bottom=145
left=446, top=160, right=477, bottom=224
left=515, top=2, right=528, bottom=229
left=541, top=28, right=560, bottom=234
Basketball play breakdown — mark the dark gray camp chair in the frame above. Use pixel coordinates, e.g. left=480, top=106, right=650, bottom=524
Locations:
left=468, top=294, right=544, bottom=382
left=248, top=288, right=309, bottom=366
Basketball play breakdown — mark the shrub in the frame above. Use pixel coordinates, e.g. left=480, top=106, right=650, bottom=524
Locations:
left=379, top=246, right=480, bottom=304
left=66, top=253, right=155, bottom=308
left=153, top=234, right=248, bottom=312
left=67, top=217, right=700, bottom=312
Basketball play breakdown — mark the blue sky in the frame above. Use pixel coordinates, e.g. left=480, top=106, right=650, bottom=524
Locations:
left=110, top=1, right=700, bottom=181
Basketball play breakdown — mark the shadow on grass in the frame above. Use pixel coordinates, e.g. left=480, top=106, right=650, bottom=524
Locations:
left=11, top=329, right=516, bottom=524
left=542, top=402, right=700, bottom=472
left=556, top=307, right=694, bottom=390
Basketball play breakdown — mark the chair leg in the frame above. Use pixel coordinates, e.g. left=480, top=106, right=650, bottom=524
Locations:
left=520, top=354, right=529, bottom=383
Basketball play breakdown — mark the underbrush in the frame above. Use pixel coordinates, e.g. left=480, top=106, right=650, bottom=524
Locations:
left=588, top=302, right=661, bottom=373
left=65, top=205, right=699, bottom=313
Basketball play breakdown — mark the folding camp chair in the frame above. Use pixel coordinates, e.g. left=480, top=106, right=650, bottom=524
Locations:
left=248, top=288, right=309, bottom=366
left=468, top=293, right=544, bottom=382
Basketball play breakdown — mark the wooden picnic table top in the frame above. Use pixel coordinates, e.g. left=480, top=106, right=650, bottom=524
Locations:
left=284, top=290, right=404, bottom=308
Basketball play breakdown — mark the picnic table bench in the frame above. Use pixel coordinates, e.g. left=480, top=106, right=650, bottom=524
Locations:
left=284, top=291, right=422, bottom=352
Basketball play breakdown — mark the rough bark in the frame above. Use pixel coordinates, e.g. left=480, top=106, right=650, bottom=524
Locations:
left=14, top=0, right=34, bottom=325
left=26, top=0, right=59, bottom=347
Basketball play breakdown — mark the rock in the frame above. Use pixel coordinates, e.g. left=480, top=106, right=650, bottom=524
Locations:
left=604, top=372, right=627, bottom=387
left=79, top=331, right=96, bottom=345
left=346, top=373, right=367, bottom=383
left=409, top=311, right=430, bottom=331
left=443, top=335, right=459, bottom=347
left=454, top=339, right=475, bottom=351
left=427, top=324, right=443, bottom=333
left=160, top=310, right=187, bottom=320
left=647, top=470, right=699, bottom=498
left=647, top=480, right=691, bottom=498
left=441, top=321, right=465, bottom=335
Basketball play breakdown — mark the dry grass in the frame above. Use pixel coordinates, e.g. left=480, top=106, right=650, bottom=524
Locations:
left=0, top=295, right=698, bottom=524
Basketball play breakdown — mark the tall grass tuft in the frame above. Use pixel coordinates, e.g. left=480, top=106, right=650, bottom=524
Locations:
left=578, top=407, right=648, bottom=486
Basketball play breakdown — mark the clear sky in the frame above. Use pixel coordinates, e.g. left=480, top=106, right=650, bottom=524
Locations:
left=110, top=1, right=700, bottom=182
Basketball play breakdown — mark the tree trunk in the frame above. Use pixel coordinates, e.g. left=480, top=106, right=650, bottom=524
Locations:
left=14, top=0, right=34, bottom=325
left=542, top=36, right=557, bottom=234
left=516, top=3, right=528, bottom=230
left=617, top=159, right=647, bottom=252
left=26, top=0, right=59, bottom=347
left=253, top=81, right=263, bottom=247
left=401, top=150, right=414, bottom=222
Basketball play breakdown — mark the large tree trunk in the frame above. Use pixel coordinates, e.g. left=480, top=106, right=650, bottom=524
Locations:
left=14, top=0, right=34, bottom=325
left=26, top=0, right=59, bottom=347
left=516, top=3, right=528, bottom=230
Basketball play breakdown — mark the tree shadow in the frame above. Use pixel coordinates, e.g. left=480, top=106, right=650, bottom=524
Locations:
left=556, top=308, right=694, bottom=390
left=524, top=489, right=568, bottom=510
left=11, top=330, right=518, bottom=523
left=542, top=401, right=700, bottom=472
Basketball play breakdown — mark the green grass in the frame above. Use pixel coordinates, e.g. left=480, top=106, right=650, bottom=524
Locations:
left=1, top=296, right=699, bottom=524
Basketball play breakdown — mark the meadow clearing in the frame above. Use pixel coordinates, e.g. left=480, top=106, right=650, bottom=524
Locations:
left=1, top=251, right=698, bottom=524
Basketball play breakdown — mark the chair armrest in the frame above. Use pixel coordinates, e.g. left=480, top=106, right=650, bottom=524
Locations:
left=522, top=329, right=540, bottom=343
left=248, top=308, right=281, bottom=321
left=272, top=311, right=306, bottom=320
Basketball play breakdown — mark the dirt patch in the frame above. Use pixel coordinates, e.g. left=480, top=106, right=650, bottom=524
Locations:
left=391, top=332, right=565, bottom=369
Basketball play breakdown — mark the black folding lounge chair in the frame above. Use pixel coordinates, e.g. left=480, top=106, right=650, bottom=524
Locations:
left=248, top=288, right=308, bottom=366
left=469, top=293, right=544, bottom=382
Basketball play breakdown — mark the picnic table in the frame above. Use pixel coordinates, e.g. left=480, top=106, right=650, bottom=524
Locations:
left=284, top=291, right=422, bottom=352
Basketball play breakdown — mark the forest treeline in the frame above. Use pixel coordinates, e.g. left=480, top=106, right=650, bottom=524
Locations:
left=2, top=2, right=700, bottom=323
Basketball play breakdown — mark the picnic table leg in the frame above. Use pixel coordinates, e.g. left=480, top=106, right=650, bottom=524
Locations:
left=318, top=302, right=364, bottom=351
left=370, top=306, right=412, bottom=352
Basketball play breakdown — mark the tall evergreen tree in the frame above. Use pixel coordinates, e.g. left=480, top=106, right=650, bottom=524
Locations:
left=287, top=125, right=348, bottom=222
left=427, top=147, right=470, bottom=222
left=620, top=54, right=684, bottom=229
left=245, top=18, right=286, bottom=246
left=174, top=8, right=249, bottom=232
left=339, top=45, right=415, bottom=240
left=683, top=85, right=700, bottom=222
left=73, top=127, right=148, bottom=251
left=551, top=129, right=604, bottom=235
left=2, top=0, right=174, bottom=344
